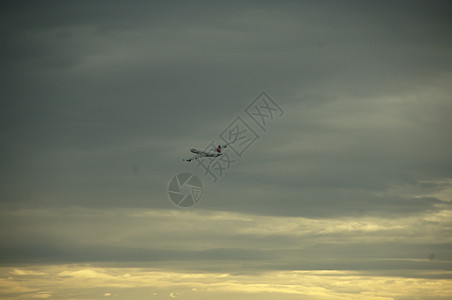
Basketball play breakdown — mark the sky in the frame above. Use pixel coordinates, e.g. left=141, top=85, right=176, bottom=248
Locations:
left=1, top=1, right=452, bottom=299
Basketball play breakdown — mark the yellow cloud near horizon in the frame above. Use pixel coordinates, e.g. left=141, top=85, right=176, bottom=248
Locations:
left=1, top=265, right=451, bottom=299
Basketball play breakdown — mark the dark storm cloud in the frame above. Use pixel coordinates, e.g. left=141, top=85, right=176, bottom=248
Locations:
left=1, top=0, right=451, bottom=211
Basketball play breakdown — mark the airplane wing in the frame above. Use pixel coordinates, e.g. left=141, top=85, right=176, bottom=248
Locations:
left=183, top=154, right=203, bottom=162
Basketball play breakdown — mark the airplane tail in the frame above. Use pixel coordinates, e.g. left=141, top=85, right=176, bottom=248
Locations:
left=212, top=138, right=237, bottom=154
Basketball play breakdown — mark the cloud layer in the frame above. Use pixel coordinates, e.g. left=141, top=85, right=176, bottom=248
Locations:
left=1, top=1, right=451, bottom=299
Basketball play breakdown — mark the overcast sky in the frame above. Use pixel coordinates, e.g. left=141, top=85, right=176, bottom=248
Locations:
left=1, top=1, right=452, bottom=299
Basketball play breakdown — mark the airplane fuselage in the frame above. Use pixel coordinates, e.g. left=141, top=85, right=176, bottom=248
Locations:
left=184, top=140, right=236, bottom=162
left=190, top=148, right=222, bottom=157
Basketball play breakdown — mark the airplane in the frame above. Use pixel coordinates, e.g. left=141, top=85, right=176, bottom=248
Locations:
left=183, top=139, right=237, bottom=162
